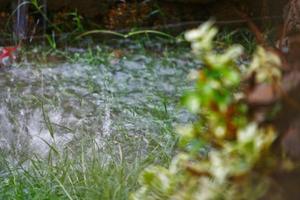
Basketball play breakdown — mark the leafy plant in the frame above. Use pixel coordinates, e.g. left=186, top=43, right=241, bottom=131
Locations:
left=68, top=10, right=84, bottom=32
left=132, top=21, right=282, bottom=200
left=46, top=31, right=57, bottom=49
left=30, top=0, right=60, bottom=32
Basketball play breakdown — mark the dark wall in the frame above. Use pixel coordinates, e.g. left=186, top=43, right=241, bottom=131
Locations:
left=47, top=0, right=110, bottom=17
left=0, top=0, right=286, bottom=18
left=0, top=0, right=287, bottom=31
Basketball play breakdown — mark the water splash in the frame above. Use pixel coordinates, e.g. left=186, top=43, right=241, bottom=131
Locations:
left=0, top=44, right=196, bottom=164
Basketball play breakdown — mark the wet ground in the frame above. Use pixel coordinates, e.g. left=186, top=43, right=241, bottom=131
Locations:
left=0, top=40, right=198, bottom=166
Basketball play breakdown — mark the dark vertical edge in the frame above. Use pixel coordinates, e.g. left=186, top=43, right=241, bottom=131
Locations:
left=13, top=0, right=28, bottom=43
left=42, top=0, right=47, bottom=44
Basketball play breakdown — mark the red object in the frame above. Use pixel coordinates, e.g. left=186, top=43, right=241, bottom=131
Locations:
left=0, top=46, right=19, bottom=67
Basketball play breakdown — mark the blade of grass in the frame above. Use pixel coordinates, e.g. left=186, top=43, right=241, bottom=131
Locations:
left=76, top=30, right=125, bottom=39
left=126, top=30, right=175, bottom=39
left=40, top=101, right=55, bottom=138
left=54, top=177, right=74, bottom=200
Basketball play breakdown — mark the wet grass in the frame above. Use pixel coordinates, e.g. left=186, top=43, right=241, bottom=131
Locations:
left=0, top=31, right=256, bottom=199
left=0, top=142, right=171, bottom=200
left=0, top=38, right=196, bottom=200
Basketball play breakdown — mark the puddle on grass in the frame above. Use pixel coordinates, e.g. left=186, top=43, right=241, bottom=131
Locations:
left=0, top=41, right=198, bottom=165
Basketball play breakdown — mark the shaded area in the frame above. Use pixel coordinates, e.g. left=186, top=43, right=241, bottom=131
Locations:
left=0, top=0, right=288, bottom=44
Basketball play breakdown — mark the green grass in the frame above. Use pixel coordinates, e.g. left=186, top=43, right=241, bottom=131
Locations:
left=0, top=32, right=256, bottom=200
left=0, top=38, right=188, bottom=200
left=217, top=28, right=257, bottom=54
left=0, top=134, right=176, bottom=200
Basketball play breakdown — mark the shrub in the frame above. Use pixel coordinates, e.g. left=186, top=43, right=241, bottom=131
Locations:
left=131, top=21, right=282, bottom=200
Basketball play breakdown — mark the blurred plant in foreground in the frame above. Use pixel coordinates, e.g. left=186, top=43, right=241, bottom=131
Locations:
left=131, top=21, right=283, bottom=200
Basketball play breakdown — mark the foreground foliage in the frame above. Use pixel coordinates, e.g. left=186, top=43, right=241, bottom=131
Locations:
left=132, top=22, right=283, bottom=200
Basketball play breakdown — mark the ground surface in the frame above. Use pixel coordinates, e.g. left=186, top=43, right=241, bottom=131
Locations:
left=0, top=39, right=198, bottom=199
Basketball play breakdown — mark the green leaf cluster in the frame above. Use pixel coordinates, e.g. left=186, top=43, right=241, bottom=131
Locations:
left=132, top=22, right=281, bottom=200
